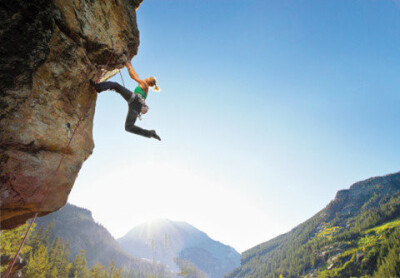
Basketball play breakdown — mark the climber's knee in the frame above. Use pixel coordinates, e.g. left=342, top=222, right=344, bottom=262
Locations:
left=108, top=81, right=121, bottom=91
left=126, top=124, right=139, bottom=133
left=125, top=125, right=151, bottom=138
left=94, top=81, right=120, bottom=92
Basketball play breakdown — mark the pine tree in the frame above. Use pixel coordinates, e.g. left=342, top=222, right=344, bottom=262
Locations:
left=27, top=222, right=52, bottom=255
left=90, top=262, right=107, bottom=278
left=48, top=236, right=72, bottom=277
left=0, top=223, right=33, bottom=273
left=49, top=265, right=58, bottom=278
left=49, top=236, right=61, bottom=259
left=48, top=235, right=61, bottom=275
left=0, top=223, right=33, bottom=255
left=374, top=230, right=400, bottom=277
left=107, top=261, right=123, bottom=278
left=57, top=238, right=72, bottom=278
left=25, top=245, right=51, bottom=278
left=72, top=250, right=89, bottom=278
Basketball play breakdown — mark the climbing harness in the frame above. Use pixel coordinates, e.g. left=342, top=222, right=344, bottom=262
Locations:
left=5, top=52, right=115, bottom=278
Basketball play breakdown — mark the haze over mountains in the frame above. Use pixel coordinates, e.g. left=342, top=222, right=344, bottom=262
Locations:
left=34, top=171, right=400, bottom=277
left=35, top=204, right=172, bottom=277
left=36, top=204, right=240, bottom=277
left=118, top=219, right=241, bottom=278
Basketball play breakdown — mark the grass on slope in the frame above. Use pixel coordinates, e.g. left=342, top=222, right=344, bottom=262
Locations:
left=318, top=218, right=400, bottom=278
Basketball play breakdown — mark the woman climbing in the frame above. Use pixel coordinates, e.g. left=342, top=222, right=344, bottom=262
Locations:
left=93, top=61, right=161, bottom=141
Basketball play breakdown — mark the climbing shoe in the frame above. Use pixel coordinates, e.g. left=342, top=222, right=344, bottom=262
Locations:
left=149, top=130, right=161, bottom=141
left=90, top=79, right=104, bottom=93
left=90, top=79, right=99, bottom=91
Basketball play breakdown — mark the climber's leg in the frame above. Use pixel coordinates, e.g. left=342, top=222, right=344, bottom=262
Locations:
left=125, top=101, right=161, bottom=141
left=93, top=81, right=161, bottom=141
left=94, top=81, right=132, bottom=102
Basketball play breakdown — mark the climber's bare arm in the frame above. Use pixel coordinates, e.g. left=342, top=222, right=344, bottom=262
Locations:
left=125, top=62, right=145, bottom=87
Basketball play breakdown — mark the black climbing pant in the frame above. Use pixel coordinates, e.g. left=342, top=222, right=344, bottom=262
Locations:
left=94, top=81, right=156, bottom=139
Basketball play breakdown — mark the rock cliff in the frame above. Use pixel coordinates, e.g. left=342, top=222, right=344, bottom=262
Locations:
left=0, top=0, right=142, bottom=229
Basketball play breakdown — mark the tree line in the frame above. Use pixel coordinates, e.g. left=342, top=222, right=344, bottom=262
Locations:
left=1, top=222, right=123, bottom=278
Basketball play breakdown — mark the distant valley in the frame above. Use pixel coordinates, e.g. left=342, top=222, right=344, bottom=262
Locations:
left=6, top=171, right=400, bottom=277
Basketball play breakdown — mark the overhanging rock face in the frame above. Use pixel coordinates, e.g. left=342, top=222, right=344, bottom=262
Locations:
left=0, top=0, right=142, bottom=229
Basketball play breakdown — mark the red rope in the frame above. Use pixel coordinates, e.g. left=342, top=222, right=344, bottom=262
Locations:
left=119, top=70, right=125, bottom=87
left=5, top=52, right=114, bottom=278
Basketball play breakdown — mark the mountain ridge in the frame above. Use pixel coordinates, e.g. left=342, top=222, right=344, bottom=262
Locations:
left=228, top=171, right=400, bottom=278
left=35, top=203, right=173, bottom=278
left=35, top=205, right=240, bottom=277
left=118, top=218, right=241, bottom=278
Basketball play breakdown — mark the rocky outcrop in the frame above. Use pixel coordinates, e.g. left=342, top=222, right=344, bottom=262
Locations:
left=325, top=172, right=400, bottom=221
left=0, top=0, right=142, bottom=229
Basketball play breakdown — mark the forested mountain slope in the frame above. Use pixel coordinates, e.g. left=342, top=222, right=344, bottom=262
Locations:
left=35, top=203, right=171, bottom=276
left=36, top=203, right=132, bottom=267
left=227, top=172, right=400, bottom=278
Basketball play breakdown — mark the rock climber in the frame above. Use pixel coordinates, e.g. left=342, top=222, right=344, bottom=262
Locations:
left=92, top=61, right=161, bottom=141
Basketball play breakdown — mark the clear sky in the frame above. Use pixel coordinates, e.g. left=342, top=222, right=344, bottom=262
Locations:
left=69, top=0, right=400, bottom=253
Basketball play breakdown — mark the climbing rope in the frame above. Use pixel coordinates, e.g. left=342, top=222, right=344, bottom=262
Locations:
left=119, top=68, right=147, bottom=121
left=119, top=70, right=126, bottom=87
left=5, top=52, right=114, bottom=278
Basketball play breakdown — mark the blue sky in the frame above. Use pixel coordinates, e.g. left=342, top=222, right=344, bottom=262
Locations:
left=70, top=0, right=400, bottom=252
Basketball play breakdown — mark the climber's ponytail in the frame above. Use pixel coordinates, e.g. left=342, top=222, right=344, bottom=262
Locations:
left=148, top=76, right=161, bottom=92
left=153, top=84, right=161, bottom=92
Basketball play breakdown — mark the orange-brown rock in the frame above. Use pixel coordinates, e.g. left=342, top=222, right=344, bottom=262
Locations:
left=0, top=0, right=142, bottom=229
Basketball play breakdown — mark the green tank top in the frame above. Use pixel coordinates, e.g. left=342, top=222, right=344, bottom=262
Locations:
left=134, top=86, right=147, bottom=100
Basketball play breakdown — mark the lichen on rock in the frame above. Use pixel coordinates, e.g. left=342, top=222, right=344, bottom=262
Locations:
left=0, top=0, right=142, bottom=229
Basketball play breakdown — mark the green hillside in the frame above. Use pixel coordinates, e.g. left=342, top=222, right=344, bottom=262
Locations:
left=35, top=203, right=132, bottom=268
left=227, top=172, right=400, bottom=278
